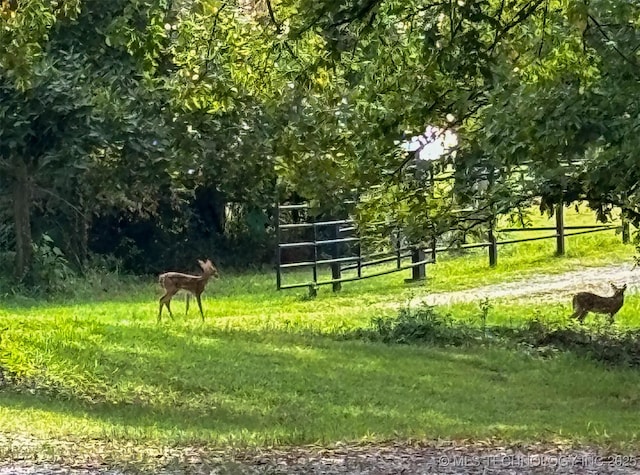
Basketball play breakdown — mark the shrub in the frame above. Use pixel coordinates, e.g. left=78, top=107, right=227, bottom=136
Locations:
left=352, top=302, right=640, bottom=368
left=29, top=234, right=75, bottom=294
left=353, top=302, right=484, bottom=346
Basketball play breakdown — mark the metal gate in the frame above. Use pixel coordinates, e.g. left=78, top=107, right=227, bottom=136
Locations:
left=274, top=198, right=629, bottom=294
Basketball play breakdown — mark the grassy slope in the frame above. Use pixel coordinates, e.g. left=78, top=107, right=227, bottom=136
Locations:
left=0, top=206, right=639, bottom=455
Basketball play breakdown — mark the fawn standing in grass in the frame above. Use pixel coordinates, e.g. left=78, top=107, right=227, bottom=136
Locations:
left=570, top=282, right=627, bottom=324
left=158, top=259, right=219, bottom=323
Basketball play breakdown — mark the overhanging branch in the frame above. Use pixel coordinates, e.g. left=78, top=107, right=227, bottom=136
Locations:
left=588, top=14, right=640, bottom=72
left=488, top=0, right=546, bottom=54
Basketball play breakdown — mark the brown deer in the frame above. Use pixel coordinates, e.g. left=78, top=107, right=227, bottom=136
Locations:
left=570, top=282, right=627, bottom=324
left=158, top=259, right=219, bottom=323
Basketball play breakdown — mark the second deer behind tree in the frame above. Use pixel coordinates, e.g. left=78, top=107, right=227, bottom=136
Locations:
left=158, top=259, right=219, bottom=322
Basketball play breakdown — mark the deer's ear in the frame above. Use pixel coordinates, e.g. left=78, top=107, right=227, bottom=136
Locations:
left=198, top=259, right=205, bottom=267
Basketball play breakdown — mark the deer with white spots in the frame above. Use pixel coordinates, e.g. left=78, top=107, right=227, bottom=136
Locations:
left=158, top=259, right=219, bottom=323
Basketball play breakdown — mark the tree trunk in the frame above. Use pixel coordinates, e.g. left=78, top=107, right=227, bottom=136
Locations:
left=75, top=206, right=90, bottom=269
left=12, top=158, right=32, bottom=280
left=69, top=187, right=89, bottom=269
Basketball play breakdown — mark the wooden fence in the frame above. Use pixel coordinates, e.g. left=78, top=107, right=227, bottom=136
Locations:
left=275, top=200, right=630, bottom=295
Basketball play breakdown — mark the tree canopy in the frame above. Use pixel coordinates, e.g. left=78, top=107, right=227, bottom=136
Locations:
left=1, top=0, right=639, bottom=287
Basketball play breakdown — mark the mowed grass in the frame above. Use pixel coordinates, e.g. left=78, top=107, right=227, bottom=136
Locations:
left=0, top=205, right=639, bottom=457
left=2, top=313, right=640, bottom=450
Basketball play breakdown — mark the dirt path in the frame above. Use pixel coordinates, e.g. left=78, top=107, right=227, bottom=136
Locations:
left=413, top=263, right=640, bottom=307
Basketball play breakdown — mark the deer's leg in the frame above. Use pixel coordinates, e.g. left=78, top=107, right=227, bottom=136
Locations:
left=570, top=307, right=582, bottom=320
left=195, top=292, right=205, bottom=322
left=577, top=311, right=588, bottom=323
left=159, top=290, right=177, bottom=322
left=165, top=299, right=175, bottom=319
left=186, top=293, right=190, bottom=315
left=158, top=291, right=169, bottom=322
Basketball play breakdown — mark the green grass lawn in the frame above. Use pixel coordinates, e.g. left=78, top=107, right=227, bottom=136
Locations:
left=2, top=314, right=640, bottom=450
left=0, top=205, right=639, bottom=462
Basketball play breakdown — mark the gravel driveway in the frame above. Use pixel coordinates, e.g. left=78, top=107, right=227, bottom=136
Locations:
left=415, top=263, right=640, bottom=306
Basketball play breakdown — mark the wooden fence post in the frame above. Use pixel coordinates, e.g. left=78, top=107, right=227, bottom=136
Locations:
left=409, top=248, right=426, bottom=281
left=331, top=223, right=342, bottom=292
left=488, top=220, right=498, bottom=267
left=487, top=168, right=497, bottom=267
left=431, top=229, right=437, bottom=263
left=395, top=229, right=402, bottom=269
left=622, top=214, right=630, bottom=244
left=555, top=202, right=565, bottom=256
